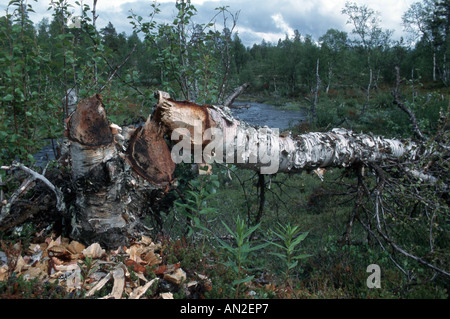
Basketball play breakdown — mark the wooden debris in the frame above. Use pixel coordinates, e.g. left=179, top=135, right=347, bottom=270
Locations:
left=103, top=264, right=126, bottom=299
left=164, top=268, right=187, bottom=285
left=129, top=278, right=158, bottom=299
left=0, top=234, right=207, bottom=299
left=160, top=292, right=173, bottom=299
left=82, top=243, right=106, bottom=259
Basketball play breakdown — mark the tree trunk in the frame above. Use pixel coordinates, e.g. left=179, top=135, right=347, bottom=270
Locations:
left=66, top=94, right=175, bottom=249
left=154, top=91, right=420, bottom=175
left=221, top=82, right=250, bottom=107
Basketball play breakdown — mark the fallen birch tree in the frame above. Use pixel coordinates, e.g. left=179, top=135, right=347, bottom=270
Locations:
left=0, top=90, right=447, bottom=280
left=153, top=91, right=422, bottom=175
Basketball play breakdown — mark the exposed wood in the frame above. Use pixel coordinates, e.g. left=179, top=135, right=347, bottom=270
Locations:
left=66, top=94, right=175, bottom=249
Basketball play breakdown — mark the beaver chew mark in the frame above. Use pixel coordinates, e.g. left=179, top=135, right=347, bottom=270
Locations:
left=68, top=94, right=113, bottom=147
left=126, top=120, right=175, bottom=185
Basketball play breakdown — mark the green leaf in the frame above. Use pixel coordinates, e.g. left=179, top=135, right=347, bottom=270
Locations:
left=232, top=275, right=254, bottom=286
left=292, top=254, right=312, bottom=260
left=3, top=94, right=14, bottom=102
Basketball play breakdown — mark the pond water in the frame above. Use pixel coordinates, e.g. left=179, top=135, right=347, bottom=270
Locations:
left=229, top=101, right=306, bottom=130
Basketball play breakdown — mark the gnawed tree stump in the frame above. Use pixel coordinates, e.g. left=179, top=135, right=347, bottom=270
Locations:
left=66, top=94, right=175, bottom=249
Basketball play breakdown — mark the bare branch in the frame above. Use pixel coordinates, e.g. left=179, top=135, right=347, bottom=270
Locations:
left=0, top=162, right=65, bottom=227
left=393, top=66, right=426, bottom=141
left=100, top=44, right=137, bottom=92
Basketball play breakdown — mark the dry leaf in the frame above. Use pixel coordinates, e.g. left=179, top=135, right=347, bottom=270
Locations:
left=14, top=255, right=28, bottom=273
left=21, top=266, right=44, bottom=281
left=140, top=235, right=153, bottom=246
left=48, top=244, right=67, bottom=255
left=66, top=265, right=82, bottom=291
left=82, top=243, right=106, bottom=259
left=47, top=236, right=62, bottom=250
left=124, top=259, right=146, bottom=273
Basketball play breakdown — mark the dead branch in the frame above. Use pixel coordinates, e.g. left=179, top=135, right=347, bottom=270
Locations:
left=100, top=44, right=137, bottom=92
left=222, top=82, right=250, bottom=108
left=393, top=66, right=426, bottom=141
left=0, top=162, right=65, bottom=225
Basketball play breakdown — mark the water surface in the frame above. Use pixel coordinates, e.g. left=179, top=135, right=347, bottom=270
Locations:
left=230, top=102, right=306, bottom=130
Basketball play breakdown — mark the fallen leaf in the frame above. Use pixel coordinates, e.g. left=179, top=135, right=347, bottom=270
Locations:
left=14, top=255, right=28, bottom=273
left=153, top=264, right=166, bottom=275
left=0, top=265, right=8, bottom=281
left=124, top=259, right=147, bottom=273
left=66, top=264, right=82, bottom=291
left=21, top=266, right=44, bottom=281
left=140, top=235, right=153, bottom=246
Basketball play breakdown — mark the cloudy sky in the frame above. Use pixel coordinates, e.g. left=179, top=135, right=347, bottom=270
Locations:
left=1, top=0, right=417, bottom=47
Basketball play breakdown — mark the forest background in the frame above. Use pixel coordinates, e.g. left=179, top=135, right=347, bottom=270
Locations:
left=0, top=0, right=448, bottom=299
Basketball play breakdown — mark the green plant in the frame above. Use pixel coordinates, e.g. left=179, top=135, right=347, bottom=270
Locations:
left=269, top=223, right=310, bottom=280
left=174, top=172, right=220, bottom=239
left=216, top=215, right=268, bottom=298
left=77, top=256, right=99, bottom=292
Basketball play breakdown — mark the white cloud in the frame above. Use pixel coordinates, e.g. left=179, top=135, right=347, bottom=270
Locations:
left=271, top=13, right=295, bottom=38
left=0, top=0, right=419, bottom=46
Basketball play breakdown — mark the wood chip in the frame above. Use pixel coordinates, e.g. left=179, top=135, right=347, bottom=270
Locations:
left=65, top=240, right=86, bottom=255
left=82, top=243, right=106, bottom=259
left=85, top=272, right=112, bottom=297
left=106, top=266, right=126, bottom=299
left=160, top=292, right=173, bottom=299
left=129, top=278, right=158, bottom=299
left=164, top=268, right=186, bottom=285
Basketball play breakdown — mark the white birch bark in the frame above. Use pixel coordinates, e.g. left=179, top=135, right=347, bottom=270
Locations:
left=155, top=91, right=420, bottom=175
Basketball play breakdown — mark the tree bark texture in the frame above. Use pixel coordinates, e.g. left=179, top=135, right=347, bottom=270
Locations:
left=154, top=91, right=420, bottom=175
left=66, top=94, right=175, bottom=249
